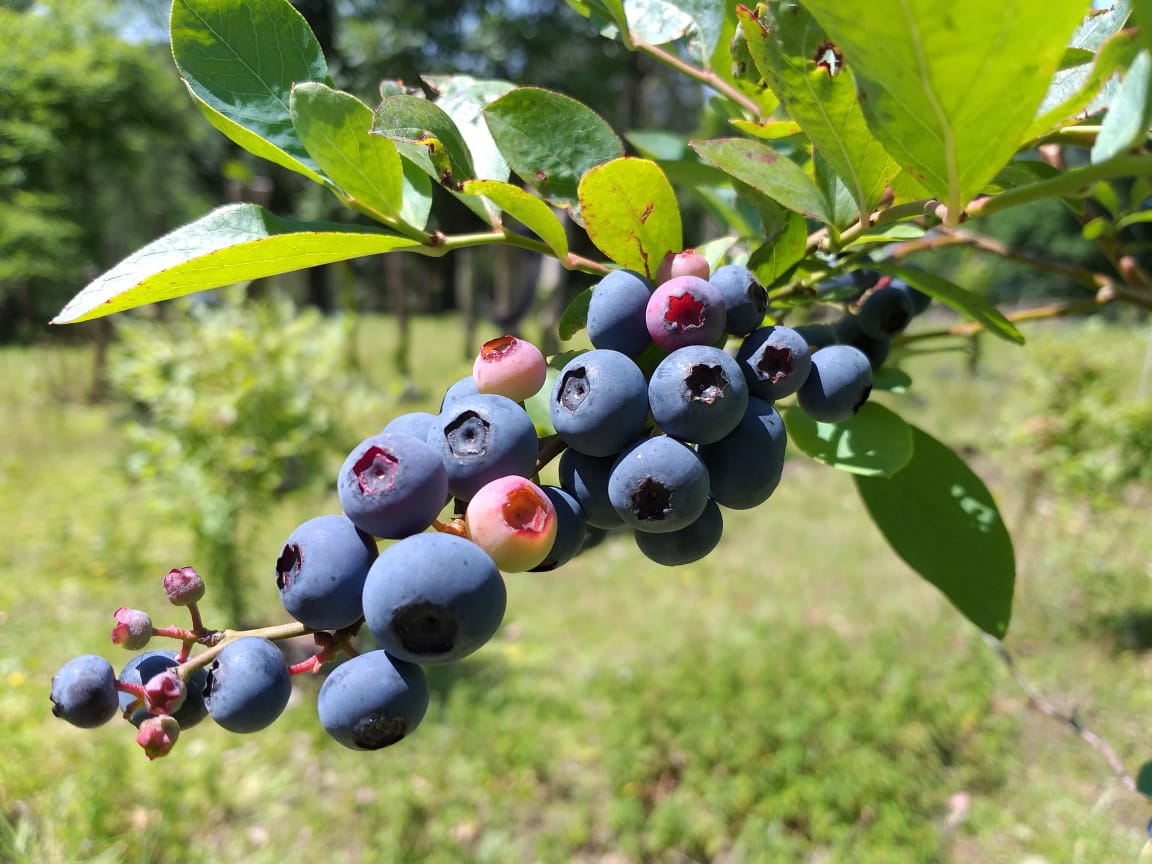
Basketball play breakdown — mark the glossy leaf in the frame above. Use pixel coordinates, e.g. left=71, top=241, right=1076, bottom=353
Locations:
left=875, top=264, right=1025, bottom=345
left=484, top=87, right=624, bottom=220
left=52, top=204, right=422, bottom=324
left=802, top=0, right=1087, bottom=219
left=578, top=158, right=681, bottom=279
left=738, top=3, right=896, bottom=220
left=170, top=0, right=330, bottom=182
left=372, top=95, right=476, bottom=190
left=289, top=84, right=404, bottom=221
left=399, top=159, right=434, bottom=231
left=855, top=425, right=1015, bottom=638
left=748, top=210, right=807, bottom=288
left=558, top=288, right=593, bottom=341
left=461, top=180, right=569, bottom=258
left=1092, top=50, right=1152, bottom=164
left=692, top=137, right=830, bottom=222
left=783, top=402, right=914, bottom=477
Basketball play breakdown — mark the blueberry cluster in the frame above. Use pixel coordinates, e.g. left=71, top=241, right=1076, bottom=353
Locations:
left=48, top=255, right=927, bottom=759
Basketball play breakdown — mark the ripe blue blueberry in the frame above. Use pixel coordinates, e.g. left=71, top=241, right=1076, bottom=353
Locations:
left=276, top=515, right=377, bottom=630
left=383, top=411, right=438, bottom=441
left=427, top=393, right=539, bottom=501
left=709, top=264, right=768, bottom=335
left=557, top=448, right=625, bottom=530
left=337, top=432, right=448, bottom=539
left=697, top=397, right=788, bottom=509
left=648, top=345, right=748, bottom=444
left=608, top=436, right=710, bottom=533
left=118, top=650, right=209, bottom=729
left=202, top=637, right=292, bottom=733
left=549, top=349, right=649, bottom=457
left=833, top=315, right=891, bottom=369
left=797, top=345, right=873, bottom=423
left=633, top=498, right=723, bottom=565
left=889, top=276, right=932, bottom=315
left=735, top=325, right=812, bottom=401
left=586, top=269, right=654, bottom=357
left=317, top=651, right=429, bottom=750
left=857, top=284, right=914, bottom=339
left=50, top=654, right=119, bottom=728
left=362, top=532, right=506, bottom=665
left=440, top=375, right=479, bottom=412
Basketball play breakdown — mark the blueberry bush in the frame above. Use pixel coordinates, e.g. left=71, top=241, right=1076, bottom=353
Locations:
left=45, top=0, right=1152, bottom=786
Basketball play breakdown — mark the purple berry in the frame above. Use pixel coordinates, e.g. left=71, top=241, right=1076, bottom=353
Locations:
left=645, top=276, right=727, bottom=352
left=337, top=432, right=448, bottom=539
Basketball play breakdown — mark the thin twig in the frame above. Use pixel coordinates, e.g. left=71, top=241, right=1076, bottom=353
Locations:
left=631, top=37, right=763, bottom=120
left=983, top=635, right=1137, bottom=793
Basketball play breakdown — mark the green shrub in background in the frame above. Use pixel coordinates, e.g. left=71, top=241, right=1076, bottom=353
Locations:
left=109, top=288, right=360, bottom=622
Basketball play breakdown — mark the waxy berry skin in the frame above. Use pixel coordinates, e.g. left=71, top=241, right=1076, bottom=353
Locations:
left=276, top=514, right=377, bottom=631
left=796, top=345, right=874, bottom=423
left=608, top=436, right=711, bottom=534
left=586, top=269, right=654, bottom=357
left=473, top=335, right=548, bottom=402
left=530, top=485, right=588, bottom=572
left=709, top=264, right=768, bottom=336
left=362, top=532, right=506, bottom=665
left=634, top=498, right=724, bottom=566
left=202, top=637, right=292, bottom=734
left=317, top=651, right=429, bottom=751
left=645, top=276, right=727, bottom=352
left=648, top=345, right=749, bottom=445
left=118, top=650, right=209, bottom=729
left=337, top=432, right=448, bottom=539
left=698, top=397, right=788, bottom=510
left=427, top=393, right=539, bottom=502
left=735, top=325, right=812, bottom=402
left=549, top=349, right=649, bottom=457
left=50, top=654, right=120, bottom=729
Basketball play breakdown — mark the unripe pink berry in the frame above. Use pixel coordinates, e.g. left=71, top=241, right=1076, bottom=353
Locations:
left=645, top=276, right=727, bottom=352
left=111, top=607, right=153, bottom=650
left=656, top=249, right=710, bottom=284
left=472, top=335, right=548, bottom=402
left=465, top=476, right=558, bottom=572
left=163, top=566, right=205, bottom=606
left=136, top=715, right=180, bottom=760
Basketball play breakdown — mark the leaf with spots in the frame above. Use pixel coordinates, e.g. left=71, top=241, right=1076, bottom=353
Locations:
left=577, top=158, right=682, bottom=279
left=692, top=137, right=830, bottom=222
left=855, top=424, right=1015, bottom=637
left=801, top=0, right=1087, bottom=221
left=52, top=204, right=423, bottom=324
left=737, top=2, right=896, bottom=222
left=484, top=87, right=624, bottom=222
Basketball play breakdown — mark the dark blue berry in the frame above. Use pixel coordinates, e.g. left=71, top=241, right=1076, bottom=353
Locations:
left=608, top=436, right=710, bottom=533
left=317, top=651, right=429, bottom=750
left=586, top=269, right=654, bottom=356
left=549, top=349, right=649, bottom=457
left=648, top=345, right=749, bottom=444
left=202, top=637, right=292, bottom=733
left=383, top=411, right=438, bottom=440
left=736, top=325, right=813, bottom=401
left=362, top=533, right=506, bottom=665
left=427, top=393, right=539, bottom=501
left=797, top=345, right=873, bottom=423
left=857, top=284, right=914, bottom=339
left=276, top=515, right=377, bottom=630
left=633, top=498, right=723, bottom=565
left=118, top=650, right=209, bottom=729
left=709, top=264, right=768, bottom=335
left=833, top=315, right=891, bottom=369
left=337, top=432, right=448, bottom=539
left=889, top=276, right=932, bottom=315
left=697, top=397, right=788, bottom=509
left=557, top=448, right=625, bottom=530
left=50, top=655, right=119, bottom=728
left=439, top=375, right=478, bottom=412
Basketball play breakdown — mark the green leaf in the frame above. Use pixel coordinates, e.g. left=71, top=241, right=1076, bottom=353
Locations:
left=52, top=204, right=422, bottom=324
left=854, top=424, right=1015, bottom=637
left=524, top=368, right=559, bottom=436
left=622, top=0, right=727, bottom=64
left=872, top=366, right=913, bottom=393
left=783, top=402, right=914, bottom=477
left=802, top=0, right=1087, bottom=220
left=1092, top=50, right=1152, bottom=163
left=748, top=210, right=807, bottom=288
left=692, top=137, right=830, bottom=222
left=558, top=288, right=593, bottom=341
left=814, top=150, right=857, bottom=230
left=461, top=180, right=570, bottom=258
left=875, top=264, right=1025, bottom=345
left=845, top=223, right=926, bottom=246
left=289, top=84, right=404, bottom=221
left=578, top=158, right=682, bottom=279
left=483, top=87, right=624, bottom=220
left=170, top=0, right=330, bottom=182
left=738, top=3, right=896, bottom=220
left=372, top=95, right=476, bottom=190
left=399, top=159, right=434, bottom=231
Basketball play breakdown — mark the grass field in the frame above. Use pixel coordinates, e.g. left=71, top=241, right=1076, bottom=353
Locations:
left=2, top=314, right=1151, bottom=863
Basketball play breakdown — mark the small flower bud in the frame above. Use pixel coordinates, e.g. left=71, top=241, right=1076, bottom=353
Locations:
left=111, top=607, right=153, bottom=650
left=136, top=715, right=180, bottom=760
left=163, top=566, right=205, bottom=606
left=143, top=669, right=186, bottom=716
